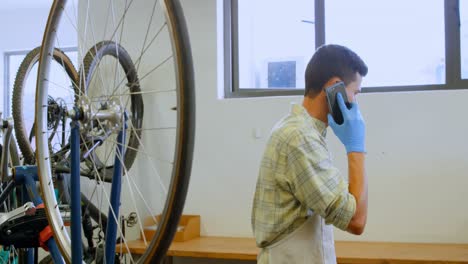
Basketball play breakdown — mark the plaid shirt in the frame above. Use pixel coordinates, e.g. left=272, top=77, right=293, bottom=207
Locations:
left=251, top=103, right=356, bottom=248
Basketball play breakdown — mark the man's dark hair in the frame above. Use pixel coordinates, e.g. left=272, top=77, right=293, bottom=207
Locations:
left=304, top=44, right=368, bottom=97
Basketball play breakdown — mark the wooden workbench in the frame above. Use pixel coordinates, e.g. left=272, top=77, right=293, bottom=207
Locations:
left=123, top=237, right=468, bottom=263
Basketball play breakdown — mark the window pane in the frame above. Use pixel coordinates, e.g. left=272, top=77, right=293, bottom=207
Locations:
left=7, top=51, right=78, bottom=151
left=237, top=0, right=314, bottom=89
left=461, top=0, right=468, bottom=79
left=326, top=0, right=445, bottom=87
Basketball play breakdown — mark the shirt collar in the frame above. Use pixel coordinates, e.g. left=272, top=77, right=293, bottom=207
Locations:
left=290, top=103, right=327, bottom=137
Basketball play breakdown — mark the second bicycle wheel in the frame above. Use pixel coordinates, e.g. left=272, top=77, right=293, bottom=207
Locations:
left=12, top=47, right=78, bottom=165
left=35, top=0, right=195, bottom=263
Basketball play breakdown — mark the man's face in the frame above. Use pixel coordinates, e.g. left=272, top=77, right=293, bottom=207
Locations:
left=345, top=73, right=363, bottom=103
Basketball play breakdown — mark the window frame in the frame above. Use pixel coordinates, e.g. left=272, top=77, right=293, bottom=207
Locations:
left=224, top=0, right=468, bottom=98
left=3, top=47, right=78, bottom=117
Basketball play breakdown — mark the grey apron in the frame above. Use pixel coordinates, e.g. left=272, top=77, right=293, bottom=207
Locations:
left=259, top=212, right=336, bottom=264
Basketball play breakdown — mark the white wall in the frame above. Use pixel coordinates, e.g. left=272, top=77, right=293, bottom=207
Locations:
left=0, top=1, right=465, bottom=263
left=2, top=0, right=466, bottom=253
left=0, top=5, right=77, bottom=117
left=0, top=7, right=49, bottom=115
left=180, top=0, right=468, bottom=245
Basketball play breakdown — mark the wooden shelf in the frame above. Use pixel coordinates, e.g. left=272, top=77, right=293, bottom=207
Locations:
left=118, top=214, right=468, bottom=263
left=335, top=241, right=468, bottom=264
left=120, top=237, right=468, bottom=263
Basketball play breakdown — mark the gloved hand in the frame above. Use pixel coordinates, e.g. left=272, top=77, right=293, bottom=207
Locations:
left=328, top=93, right=366, bottom=153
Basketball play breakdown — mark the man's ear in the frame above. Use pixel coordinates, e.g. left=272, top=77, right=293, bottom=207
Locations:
left=319, top=89, right=327, bottom=102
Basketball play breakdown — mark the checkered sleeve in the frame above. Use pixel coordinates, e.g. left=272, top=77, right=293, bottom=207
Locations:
left=285, top=131, right=356, bottom=231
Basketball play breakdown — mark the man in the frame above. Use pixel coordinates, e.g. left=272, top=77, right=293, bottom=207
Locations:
left=251, top=44, right=368, bottom=264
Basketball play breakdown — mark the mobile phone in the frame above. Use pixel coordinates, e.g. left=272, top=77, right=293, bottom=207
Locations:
left=325, top=82, right=352, bottom=125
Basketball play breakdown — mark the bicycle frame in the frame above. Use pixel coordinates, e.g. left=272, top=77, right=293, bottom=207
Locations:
left=0, top=124, right=115, bottom=263
left=0, top=117, right=122, bottom=264
left=0, top=120, right=64, bottom=264
left=14, top=166, right=64, bottom=264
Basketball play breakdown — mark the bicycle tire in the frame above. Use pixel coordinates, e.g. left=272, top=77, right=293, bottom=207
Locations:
left=141, top=1, right=195, bottom=262
left=36, top=0, right=195, bottom=262
left=12, top=46, right=78, bottom=165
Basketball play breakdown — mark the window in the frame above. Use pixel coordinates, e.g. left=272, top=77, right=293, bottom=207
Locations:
left=4, top=48, right=78, bottom=147
left=224, top=0, right=468, bottom=98
left=326, top=0, right=445, bottom=87
left=236, top=0, right=314, bottom=91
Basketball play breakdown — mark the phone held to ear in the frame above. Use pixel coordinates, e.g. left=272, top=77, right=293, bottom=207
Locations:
left=325, top=81, right=352, bottom=125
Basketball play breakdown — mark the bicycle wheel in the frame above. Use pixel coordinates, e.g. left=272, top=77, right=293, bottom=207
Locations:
left=36, top=0, right=195, bottom=263
left=78, top=40, right=143, bottom=183
left=12, top=47, right=78, bottom=165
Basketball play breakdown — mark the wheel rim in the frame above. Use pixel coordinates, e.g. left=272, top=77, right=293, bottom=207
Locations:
left=35, top=0, right=195, bottom=263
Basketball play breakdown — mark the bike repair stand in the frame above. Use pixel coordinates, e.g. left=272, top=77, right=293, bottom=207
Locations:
left=70, top=111, right=83, bottom=264
left=69, top=107, right=126, bottom=264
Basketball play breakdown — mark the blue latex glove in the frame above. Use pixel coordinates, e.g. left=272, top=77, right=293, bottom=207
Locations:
left=328, top=93, right=366, bottom=153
